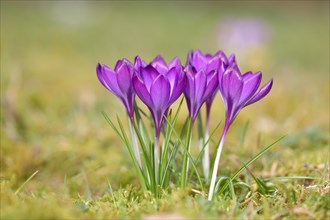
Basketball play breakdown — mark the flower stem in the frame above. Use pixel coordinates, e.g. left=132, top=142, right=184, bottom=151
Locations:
left=203, top=108, right=211, bottom=178
left=181, top=118, right=193, bottom=189
left=154, top=132, right=160, bottom=185
left=128, top=118, right=142, bottom=168
left=208, top=127, right=228, bottom=201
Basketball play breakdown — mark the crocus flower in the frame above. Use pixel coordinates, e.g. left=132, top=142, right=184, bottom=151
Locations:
left=219, top=63, right=273, bottom=131
left=133, top=55, right=186, bottom=138
left=208, top=63, right=273, bottom=201
left=186, top=50, right=236, bottom=178
left=181, top=65, right=218, bottom=186
left=97, top=59, right=143, bottom=167
left=133, top=55, right=185, bottom=181
left=96, top=59, right=136, bottom=120
left=184, top=67, right=218, bottom=122
left=187, top=49, right=236, bottom=111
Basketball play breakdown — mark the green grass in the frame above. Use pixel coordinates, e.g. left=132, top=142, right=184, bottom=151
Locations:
left=1, top=1, right=329, bottom=219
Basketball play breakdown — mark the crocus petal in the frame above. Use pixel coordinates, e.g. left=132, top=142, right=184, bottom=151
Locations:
left=102, top=65, right=123, bottom=97
left=245, top=79, right=273, bottom=106
left=141, top=65, right=159, bottom=91
left=242, top=71, right=254, bottom=79
left=238, top=71, right=262, bottom=106
left=116, top=63, right=133, bottom=94
left=203, top=70, right=219, bottom=101
left=220, top=65, right=244, bottom=123
left=206, top=56, right=221, bottom=74
left=166, top=67, right=178, bottom=94
left=194, top=70, right=207, bottom=102
left=151, top=55, right=168, bottom=74
left=192, top=49, right=208, bottom=70
left=132, top=76, right=153, bottom=107
left=150, top=75, right=171, bottom=111
left=169, top=75, right=185, bottom=104
left=214, top=50, right=228, bottom=64
left=186, top=50, right=194, bottom=66
left=114, top=60, right=123, bottom=72
left=125, top=92, right=135, bottom=119
left=221, top=66, right=243, bottom=103
left=168, top=57, right=181, bottom=70
left=227, top=54, right=236, bottom=65
left=134, top=56, right=147, bottom=74
left=185, top=70, right=196, bottom=104
left=96, top=63, right=112, bottom=91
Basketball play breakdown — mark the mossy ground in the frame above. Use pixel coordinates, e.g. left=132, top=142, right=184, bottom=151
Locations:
left=1, top=1, right=329, bottom=219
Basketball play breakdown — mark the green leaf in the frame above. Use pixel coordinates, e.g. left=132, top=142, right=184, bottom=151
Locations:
left=217, top=135, right=286, bottom=195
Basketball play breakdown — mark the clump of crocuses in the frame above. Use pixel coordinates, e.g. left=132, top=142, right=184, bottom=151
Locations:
left=97, top=50, right=273, bottom=200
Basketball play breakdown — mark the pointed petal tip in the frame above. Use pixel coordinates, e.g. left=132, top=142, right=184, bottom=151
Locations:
left=245, top=77, right=274, bottom=106
left=96, top=63, right=102, bottom=73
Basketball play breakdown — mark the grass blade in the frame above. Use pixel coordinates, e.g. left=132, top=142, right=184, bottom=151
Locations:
left=15, top=170, right=39, bottom=195
left=102, top=111, right=124, bottom=142
left=217, top=135, right=286, bottom=195
left=164, top=116, right=205, bottom=191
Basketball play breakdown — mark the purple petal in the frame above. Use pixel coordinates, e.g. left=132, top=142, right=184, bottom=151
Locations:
left=168, top=57, right=181, bottom=70
left=205, top=53, right=213, bottom=60
left=115, top=59, right=133, bottom=75
left=116, top=62, right=133, bottom=94
left=169, top=75, right=186, bottom=104
left=242, top=71, right=254, bottom=80
left=151, top=55, right=168, bottom=74
left=114, top=60, right=123, bottom=72
left=194, top=69, right=207, bottom=106
left=140, top=65, right=159, bottom=91
left=214, top=50, right=228, bottom=64
left=206, top=56, right=221, bottom=74
left=192, top=49, right=208, bottom=70
left=204, top=70, right=219, bottom=101
left=186, top=50, right=194, bottom=66
left=132, top=76, right=153, bottom=107
left=96, top=63, right=112, bottom=91
left=184, top=70, right=195, bottom=101
left=102, top=65, right=123, bottom=96
left=166, top=67, right=178, bottom=94
left=227, top=54, right=236, bottom=66
left=134, top=56, right=147, bottom=74
left=150, top=75, right=171, bottom=111
left=125, top=92, right=135, bottom=119
left=238, top=71, right=262, bottom=106
left=220, top=65, right=243, bottom=103
left=245, top=79, right=273, bottom=106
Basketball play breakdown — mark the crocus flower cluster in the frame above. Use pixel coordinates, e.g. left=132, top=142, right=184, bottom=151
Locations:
left=97, top=49, right=273, bottom=200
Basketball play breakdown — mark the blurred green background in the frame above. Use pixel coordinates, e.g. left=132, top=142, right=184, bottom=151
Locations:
left=1, top=1, right=329, bottom=218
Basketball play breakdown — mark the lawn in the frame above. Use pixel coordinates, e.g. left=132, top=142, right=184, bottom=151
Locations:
left=1, top=1, right=329, bottom=219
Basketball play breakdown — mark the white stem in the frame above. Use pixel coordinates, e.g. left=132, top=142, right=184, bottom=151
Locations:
left=154, top=136, right=159, bottom=183
left=203, top=117, right=210, bottom=178
left=208, top=133, right=226, bottom=201
left=162, top=139, right=165, bottom=155
left=129, top=119, right=142, bottom=168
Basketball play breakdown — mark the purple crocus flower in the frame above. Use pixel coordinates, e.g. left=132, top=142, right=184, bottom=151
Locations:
left=133, top=55, right=186, bottom=138
left=187, top=49, right=236, bottom=111
left=219, top=63, right=273, bottom=131
left=184, top=67, right=218, bottom=122
left=181, top=59, right=219, bottom=185
left=133, top=55, right=185, bottom=180
left=96, top=59, right=136, bottom=120
left=185, top=49, right=231, bottom=178
left=97, top=58, right=143, bottom=167
left=208, top=62, right=273, bottom=201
